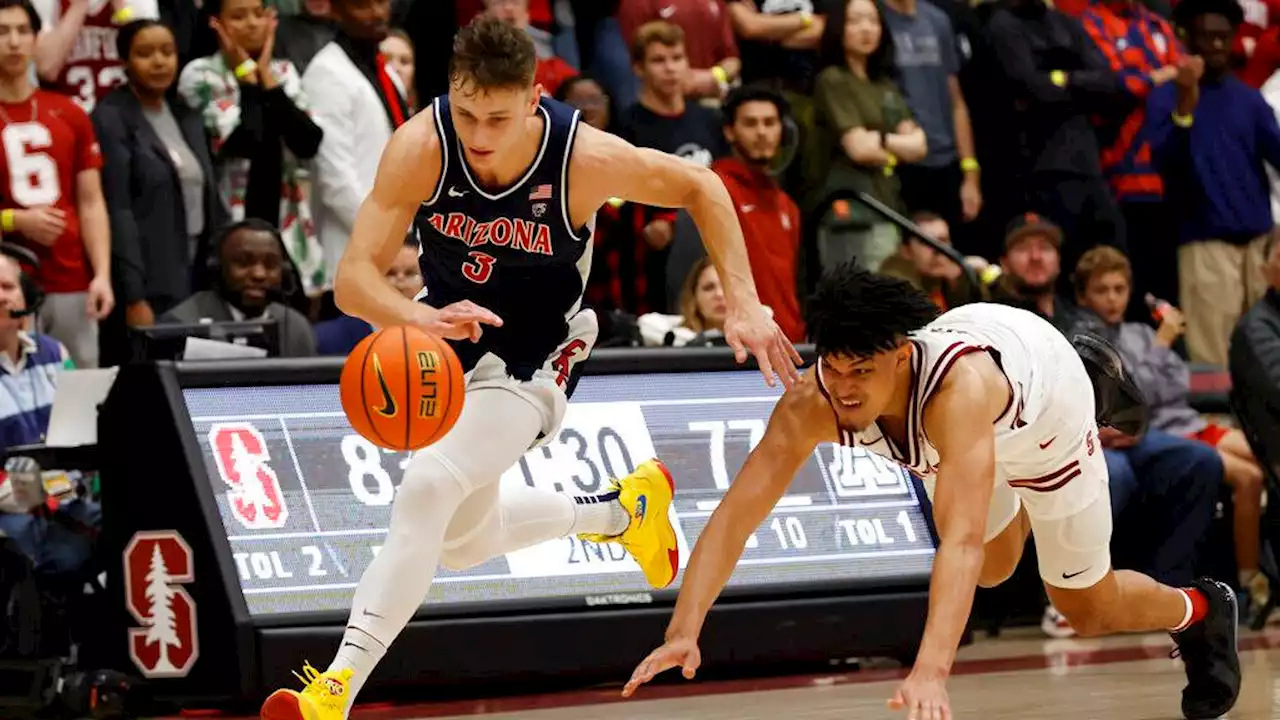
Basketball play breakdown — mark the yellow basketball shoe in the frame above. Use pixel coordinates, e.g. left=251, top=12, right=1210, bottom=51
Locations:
left=580, top=458, right=679, bottom=588
left=259, top=663, right=353, bottom=720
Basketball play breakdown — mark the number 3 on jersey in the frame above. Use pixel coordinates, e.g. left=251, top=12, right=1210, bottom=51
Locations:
left=65, top=66, right=127, bottom=114
left=462, top=251, right=495, bottom=284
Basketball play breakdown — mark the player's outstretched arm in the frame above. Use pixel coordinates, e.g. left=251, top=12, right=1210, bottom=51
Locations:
left=333, top=114, right=501, bottom=341
left=622, top=385, right=824, bottom=697
left=888, top=355, right=1007, bottom=719
left=570, top=124, right=801, bottom=389
left=333, top=116, right=438, bottom=328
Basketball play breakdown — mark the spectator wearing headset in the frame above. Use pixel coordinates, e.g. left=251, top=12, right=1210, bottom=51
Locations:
left=0, top=248, right=73, bottom=450
left=160, top=219, right=316, bottom=357
left=0, top=249, right=99, bottom=582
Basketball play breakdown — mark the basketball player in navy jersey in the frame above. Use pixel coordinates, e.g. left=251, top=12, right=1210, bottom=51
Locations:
left=624, top=265, right=1241, bottom=720
left=259, top=15, right=800, bottom=720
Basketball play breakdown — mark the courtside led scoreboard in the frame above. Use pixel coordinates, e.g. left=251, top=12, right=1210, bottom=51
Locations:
left=181, top=369, right=937, bottom=618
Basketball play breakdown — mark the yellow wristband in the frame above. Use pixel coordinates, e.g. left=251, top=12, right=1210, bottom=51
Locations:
left=960, top=157, right=979, bottom=173
left=1172, top=112, right=1194, bottom=128
left=1050, top=70, right=1067, bottom=87
left=234, top=59, right=258, bottom=79
left=111, top=7, right=134, bottom=24
left=1, top=209, right=14, bottom=233
left=711, top=66, right=728, bottom=86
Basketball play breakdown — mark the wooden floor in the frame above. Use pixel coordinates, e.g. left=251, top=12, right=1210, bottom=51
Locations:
left=300, top=627, right=1280, bottom=720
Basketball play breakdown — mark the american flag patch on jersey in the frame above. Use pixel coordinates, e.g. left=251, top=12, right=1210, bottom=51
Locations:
left=529, top=184, right=553, bottom=201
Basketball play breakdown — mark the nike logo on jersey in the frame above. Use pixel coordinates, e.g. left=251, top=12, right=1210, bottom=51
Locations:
left=427, top=211, right=554, bottom=256
left=448, top=186, right=468, bottom=197
left=1039, top=436, right=1057, bottom=449
left=372, top=354, right=398, bottom=418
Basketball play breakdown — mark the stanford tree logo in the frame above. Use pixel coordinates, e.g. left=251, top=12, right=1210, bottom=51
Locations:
left=123, top=531, right=200, bottom=678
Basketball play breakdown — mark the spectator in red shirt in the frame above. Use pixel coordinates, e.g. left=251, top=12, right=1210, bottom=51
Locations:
left=32, top=0, right=160, bottom=114
left=712, top=85, right=805, bottom=341
left=1233, top=0, right=1280, bottom=88
left=619, top=0, right=742, bottom=99
left=0, top=0, right=113, bottom=367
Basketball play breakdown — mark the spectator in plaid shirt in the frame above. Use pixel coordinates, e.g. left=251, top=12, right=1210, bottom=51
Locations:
left=178, top=0, right=325, bottom=297
left=1080, top=0, right=1185, bottom=312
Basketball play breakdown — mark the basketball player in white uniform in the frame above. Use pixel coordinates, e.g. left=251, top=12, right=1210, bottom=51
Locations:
left=259, top=15, right=800, bottom=720
left=624, top=264, right=1241, bottom=720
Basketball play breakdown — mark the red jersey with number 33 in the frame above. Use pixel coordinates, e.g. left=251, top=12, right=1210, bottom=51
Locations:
left=0, top=91, right=104, bottom=293
left=32, top=0, right=136, bottom=114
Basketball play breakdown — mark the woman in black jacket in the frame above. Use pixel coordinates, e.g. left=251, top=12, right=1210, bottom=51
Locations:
left=91, top=18, right=226, bottom=365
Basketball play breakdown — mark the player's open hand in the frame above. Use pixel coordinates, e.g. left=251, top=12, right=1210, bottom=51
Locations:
left=418, top=300, right=503, bottom=342
left=621, top=636, right=701, bottom=698
left=889, top=669, right=952, bottom=720
left=723, top=301, right=802, bottom=390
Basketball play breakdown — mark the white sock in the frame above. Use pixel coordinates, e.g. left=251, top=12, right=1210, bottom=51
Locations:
left=1173, top=588, right=1194, bottom=632
left=327, top=451, right=468, bottom=711
left=568, top=488, right=630, bottom=536
left=324, top=387, right=550, bottom=713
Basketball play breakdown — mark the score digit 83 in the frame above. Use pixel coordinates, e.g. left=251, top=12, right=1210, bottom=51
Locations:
left=341, top=434, right=407, bottom=506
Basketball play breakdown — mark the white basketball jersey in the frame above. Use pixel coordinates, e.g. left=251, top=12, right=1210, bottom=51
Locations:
left=821, top=303, right=1088, bottom=497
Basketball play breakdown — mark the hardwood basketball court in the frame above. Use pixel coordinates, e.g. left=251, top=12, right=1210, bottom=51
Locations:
left=208, top=627, right=1280, bottom=720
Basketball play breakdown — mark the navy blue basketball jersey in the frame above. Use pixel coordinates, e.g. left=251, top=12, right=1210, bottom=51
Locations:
left=418, top=94, right=594, bottom=381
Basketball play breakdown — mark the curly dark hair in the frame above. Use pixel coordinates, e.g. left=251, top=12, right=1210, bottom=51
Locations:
left=450, top=15, right=537, bottom=94
left=806, top=262, right=940, bottom=359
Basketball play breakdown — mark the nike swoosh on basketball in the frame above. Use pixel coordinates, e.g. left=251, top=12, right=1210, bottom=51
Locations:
left=1039, top=436, right=1057, bottom=449
left=372, top=354, right=397, bottom=417
left=1062, top=567, right=1089, bottom=579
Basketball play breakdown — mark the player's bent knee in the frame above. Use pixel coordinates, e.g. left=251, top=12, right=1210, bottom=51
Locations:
left=391, top=450, right=470, bottom=521
left=439, top=540, right=492, bottom=571
left=978, top=508, right=1028, bottom=588
left=978, top=553, right=1020, bottom=588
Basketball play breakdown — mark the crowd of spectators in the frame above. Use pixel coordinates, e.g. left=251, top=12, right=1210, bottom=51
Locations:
left=0, top=0, right=1278, bottom=642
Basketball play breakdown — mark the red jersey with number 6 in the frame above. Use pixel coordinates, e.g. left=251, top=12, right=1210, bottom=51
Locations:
left=31, top=0, right=157, bottom=113
left=0, top=91, right=104, bottom=293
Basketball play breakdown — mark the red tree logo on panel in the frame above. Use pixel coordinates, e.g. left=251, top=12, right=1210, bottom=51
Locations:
left=209, top=422, right=290, bottom=530
left=124, top=531, right=200, bottom=678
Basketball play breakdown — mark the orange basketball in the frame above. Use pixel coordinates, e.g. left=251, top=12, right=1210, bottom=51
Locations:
left=339, top=326, right=466, bottom=451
